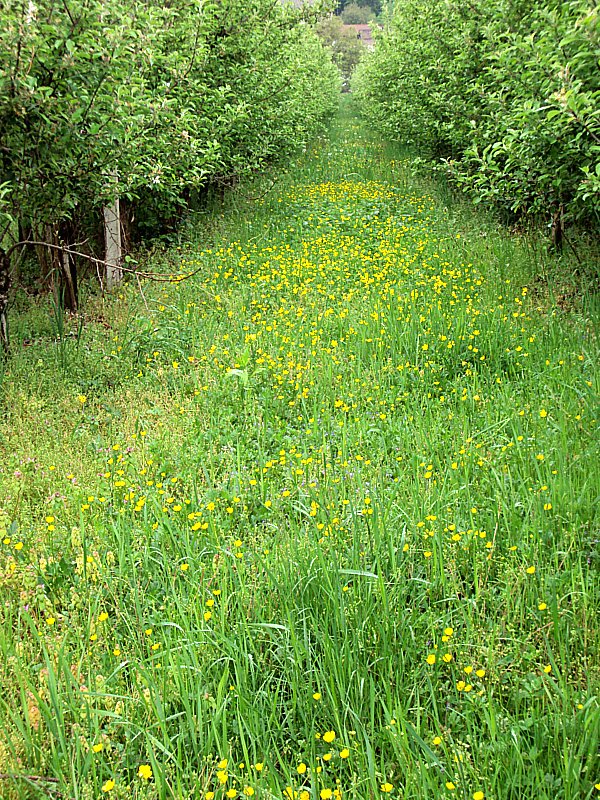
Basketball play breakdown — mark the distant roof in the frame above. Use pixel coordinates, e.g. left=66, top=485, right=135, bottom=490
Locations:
left=343, top=23, right=375, bottom=48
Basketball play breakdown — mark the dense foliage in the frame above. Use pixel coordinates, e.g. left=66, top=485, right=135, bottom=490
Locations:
left=340, top=3, right=371, bottom=24
left=336, top=0, right=380, bottom=19
left=317, top=16, right=366, bottom=88
left=353, top=0, right=600, bottom=231
left=0, top=0, right=339, bottom=311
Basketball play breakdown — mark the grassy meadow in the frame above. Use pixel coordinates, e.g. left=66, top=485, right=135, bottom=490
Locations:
left=0, top=100, right=599, bottom=800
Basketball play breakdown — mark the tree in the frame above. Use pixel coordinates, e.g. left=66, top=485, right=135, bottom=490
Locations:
left=341, top=3, right=372, bottom=24
left=317, top=16, right=365, bottom=87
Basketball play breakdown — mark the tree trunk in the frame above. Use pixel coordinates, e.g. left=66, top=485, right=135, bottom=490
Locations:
left=0, top=249, right=10, bottom=351
left=57, top=222, right=78, bottom=312
left=37, top=223, right=55, bottom=291
left=104, top=198, right=122, bottom=288
left=551, top=205, right=564, bottom=253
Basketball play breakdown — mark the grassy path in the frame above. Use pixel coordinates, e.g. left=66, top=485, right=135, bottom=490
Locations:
left=1, top=101, right=599, bottom=800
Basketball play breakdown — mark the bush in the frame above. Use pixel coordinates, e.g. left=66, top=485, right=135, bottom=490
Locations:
left=352, top=0, right=600, bottom=231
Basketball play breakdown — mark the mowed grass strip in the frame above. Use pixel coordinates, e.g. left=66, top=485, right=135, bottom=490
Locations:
left=0, top=100, right=598, bottom=800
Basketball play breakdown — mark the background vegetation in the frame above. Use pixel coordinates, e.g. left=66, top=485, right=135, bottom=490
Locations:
left=316, top=16, right=366, bottom=89
left=352, top=0, right=600, bottom=241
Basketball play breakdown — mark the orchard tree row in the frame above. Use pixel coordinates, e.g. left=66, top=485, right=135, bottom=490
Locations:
left=0, top=0, right=340, bottom=340
left=353, top=0, right=599, bottom=240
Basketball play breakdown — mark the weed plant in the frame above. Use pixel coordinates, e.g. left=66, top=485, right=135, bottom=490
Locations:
left=0, top=99, right=598, bottom=800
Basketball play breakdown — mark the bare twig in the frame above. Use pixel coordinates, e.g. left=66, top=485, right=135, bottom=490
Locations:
left=136, top=271, right=150, bottom=311
left=561, top=229, right=583, bottom=267
left=0, top=773, right=59, bottom=783
left=5, top=240, right=209, bottom=285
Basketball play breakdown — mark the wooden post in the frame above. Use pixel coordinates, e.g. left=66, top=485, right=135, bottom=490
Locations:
left=0, top=249, right=9, bottom=351
left=103, top=196, right=122, bottom=288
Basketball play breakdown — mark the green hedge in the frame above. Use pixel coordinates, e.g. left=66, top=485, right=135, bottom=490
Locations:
left=353, top=0, right=600, bottom=229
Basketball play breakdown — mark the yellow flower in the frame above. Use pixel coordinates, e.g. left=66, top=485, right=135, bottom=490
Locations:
left=426, top=654, right=436, bottom=665
left=313, top=692, right=322, bottom=700
left=98, top=612, right=109, bottom=622
left=323, top=730, right=336, bottom=743
left=538, top=602, right=547, bottom=611
left=297, top=763, right=307, bottom=774
left=432, top=736, right=442, bottom=746
left=473, top=792, right=484, bottom=800
left=138, top=764, right=153, bottom=780
left=205, top=793, right=215, bottom=800
left=101, top=779, right=115, bottom=792
left=92, top=743, right=104, bottom=753
left=526, top=566, right=536, bottom=574
left=254, top=762, right=264, bottom=771
left=543, top=665, right=552, bottom=674
left=226, top=790, right=237, bottom=799
left=339, top=748, right=350, bottom=759
left=380, top=783, right=393, bottom=793
left=78, top=394, right=87, bottom=404
left=243, top=787, right=255, bottom=796
left=321, top=790, right=333, bottom=800
left=446, top=782, right=456, bottom=791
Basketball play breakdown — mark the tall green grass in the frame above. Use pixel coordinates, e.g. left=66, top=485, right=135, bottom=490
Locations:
left=0, top=98, right=598, bottom=800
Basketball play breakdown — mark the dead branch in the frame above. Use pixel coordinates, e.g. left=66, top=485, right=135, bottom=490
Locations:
left=5, top=240, right=211, bottom=286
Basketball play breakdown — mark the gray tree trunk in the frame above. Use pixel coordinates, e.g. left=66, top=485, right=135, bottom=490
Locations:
left=103, top=198, right=122, bottom=288
left=0, top=249, right=9, bottom=350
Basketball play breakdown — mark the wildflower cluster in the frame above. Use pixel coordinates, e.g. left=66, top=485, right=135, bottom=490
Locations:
left=0, top=105, right=597, bottom=799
